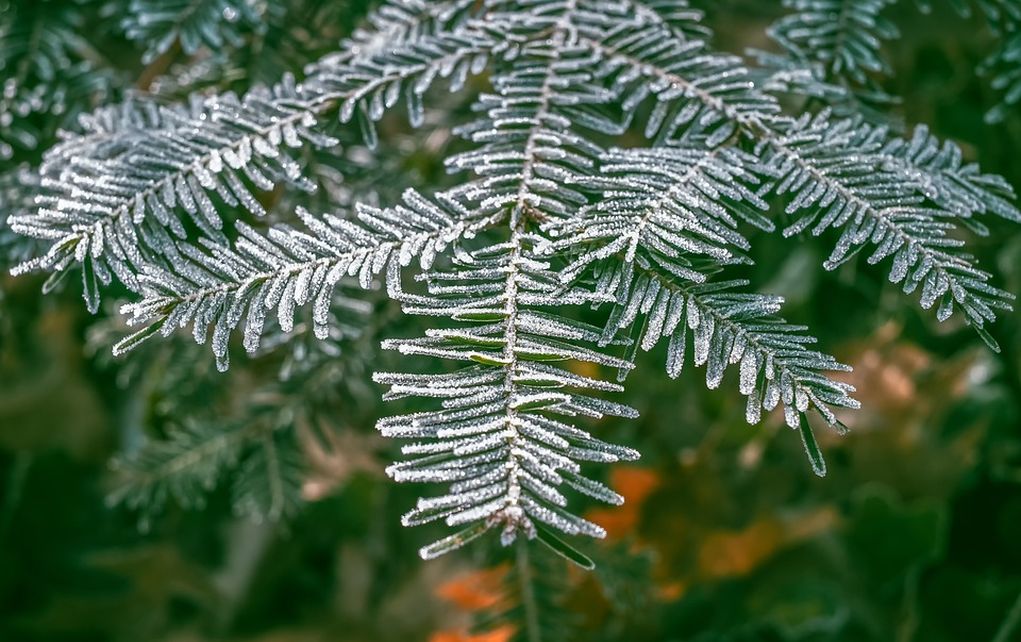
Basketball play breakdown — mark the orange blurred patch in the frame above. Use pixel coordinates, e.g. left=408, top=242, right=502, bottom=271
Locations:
left=586, top=466, right=662, bottom=539
left=429, top=626, right=516, bottom=642
left=656, top=580, right=687, bottom=601
left=698, top=519, right=784, bottom=578
left=435, top=564, right=510, bottom=611
left=612, top=466, right=662, bottom=503
left=785, top=506, right=839, bottom=542
left=697, top=508, right=839, bottom=579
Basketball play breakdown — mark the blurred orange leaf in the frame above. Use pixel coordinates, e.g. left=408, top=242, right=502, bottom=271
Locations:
left=698, top=519, right=785, bottom=578
left=657, top=580, right=687, bottom=602
left=587, top=466, right=662, bottom=539
left=697, top=508, right=839, bottom=579
left=429, top=625, right=516, bottom=642
left=435, top=564, right=509, bottom=611
left=612, top=466, right=662, bottom=503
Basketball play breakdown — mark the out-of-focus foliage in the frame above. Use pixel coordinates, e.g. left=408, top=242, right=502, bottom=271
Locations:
left=0, top=0, right=120, bottom=159
left=1, top=1, right=1020, bottom=642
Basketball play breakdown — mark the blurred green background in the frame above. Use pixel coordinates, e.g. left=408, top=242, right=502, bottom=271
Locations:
left=1, top=1, right=1020, bottom=641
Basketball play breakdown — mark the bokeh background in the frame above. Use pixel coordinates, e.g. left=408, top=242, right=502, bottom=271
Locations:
left=1, top=1, right=1020, bottom=641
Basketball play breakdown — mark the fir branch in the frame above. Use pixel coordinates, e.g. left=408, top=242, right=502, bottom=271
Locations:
left=542, top=139, right=773, bottom=281
left=114, top=191, right=499, bottom=370
left=6, top=0, right=1019, bottom=577
left=580, top=17, right=781, bottom=142
left=598, top=257, right=860, bottom=430
left=10, top=20, right=506, bottom=311
left=123, top=0, right=265, bottom=63
left=375, top=2, right=640, bottom=560
left=375, top=212, right=639, bottom=559
left=108, top=417, right=304, bottom=523
left=0, top=0, right=116, bottom=158
left=756, top=113, right=1015, bottom=349
left=624, top=0, right=712, bottom=42
left=874, top=123, right=1021, bottom=224
left=108, top=419, right=266, bottom=514
left=768, top=0, right=899, bottom=89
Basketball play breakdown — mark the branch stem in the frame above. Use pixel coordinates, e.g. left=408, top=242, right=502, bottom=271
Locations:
left=516, top=539, right=543, bottom=642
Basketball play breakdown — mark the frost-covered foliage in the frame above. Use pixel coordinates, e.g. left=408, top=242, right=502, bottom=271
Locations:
left=760, top=0, right=1021, bottom=119
left=0, top=0, right=117, bottom=158
left=123, top=0, right=265, bottom=63
left=6, top=0, right=1020, bottom=579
